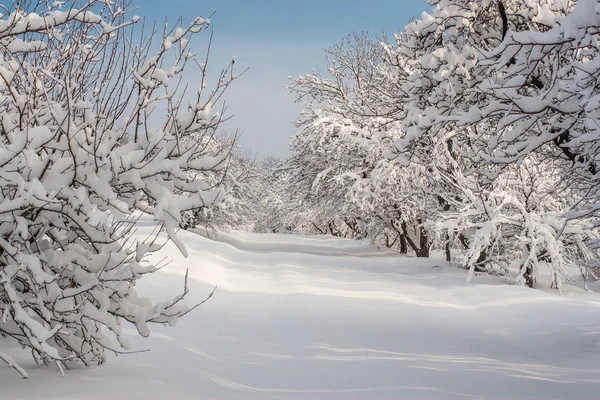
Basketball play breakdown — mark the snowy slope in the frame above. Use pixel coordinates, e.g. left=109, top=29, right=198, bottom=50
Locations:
left=2, top=214, right=600, bottom=399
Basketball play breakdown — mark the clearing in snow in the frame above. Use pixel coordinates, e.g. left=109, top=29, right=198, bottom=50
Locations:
left=2, top=215, right=600, bottom=399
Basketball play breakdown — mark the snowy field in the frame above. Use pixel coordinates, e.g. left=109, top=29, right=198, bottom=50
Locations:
left=2, top=215, right=600, bottom=399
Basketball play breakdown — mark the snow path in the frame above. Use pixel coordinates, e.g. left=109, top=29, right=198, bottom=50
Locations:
left=2, top=215, right=600, bottom=399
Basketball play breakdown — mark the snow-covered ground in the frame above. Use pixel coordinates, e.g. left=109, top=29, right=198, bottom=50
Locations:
left=3, top=215, right=600, bottom=399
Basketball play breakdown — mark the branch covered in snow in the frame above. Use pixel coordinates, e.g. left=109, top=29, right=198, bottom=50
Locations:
left=0, top=0, right=242, bottom=376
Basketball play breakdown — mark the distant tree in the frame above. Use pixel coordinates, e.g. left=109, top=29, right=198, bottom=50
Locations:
left=252, top=156, right=293, bottom=233
left=285, top=32, right=433, bottom=256
left=181, top=145, right=264, bottom=232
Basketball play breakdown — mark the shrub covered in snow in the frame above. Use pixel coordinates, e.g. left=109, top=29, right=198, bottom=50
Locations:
left=0, top=0, right=240, bottom=377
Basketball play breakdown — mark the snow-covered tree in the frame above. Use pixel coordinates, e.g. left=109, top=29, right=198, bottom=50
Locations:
left=181, top=145, right=263, bottom=232
left=443, top=0, right=600, bottom=286
left=0, top=0, right=241, bottom=377
left=285, top=32, right=434, bottom=255
left=251, top=156, right=294, bottom=233
left=382, top=0, right=535, bottom=264
left=283, top=0, right=600, bottom=287
left=380, top=0, right=600, bottom=287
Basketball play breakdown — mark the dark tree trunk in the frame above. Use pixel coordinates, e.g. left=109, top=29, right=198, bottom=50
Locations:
left=344, top=218, right=358, bottom=237
left=328, top=221, right=342, bottom=237
left=312, top=222, right=326, bottom=235
left=399, top=233, right=408, bottom=255
left=417, top=246, right=430, bottom=258
left=524, top=265, right=535, bottom=288
left=401, top=221, right=430, bottom=258
left=417, top=225, right=430, bottom=258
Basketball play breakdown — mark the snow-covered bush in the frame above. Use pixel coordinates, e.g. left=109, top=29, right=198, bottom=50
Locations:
left=438, top=156, right=595, bottom=289
left=0, top=0, right=240, bottom=377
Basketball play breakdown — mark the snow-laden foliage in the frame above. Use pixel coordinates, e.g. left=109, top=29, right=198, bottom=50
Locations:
left=0, top=0, right=240, bottom=376
left=283, top=0, right=600, bottom=287
left=248, top=156, right=293, bottom=233
left=285, top=33, right=434, bottom=255
left=181, top=146, right=263, bottom=232
left=445, top=0, right=600, bottom=277
left=389, top=0, right=599, bottom=286
left=381, top=0, right=566, bottom=282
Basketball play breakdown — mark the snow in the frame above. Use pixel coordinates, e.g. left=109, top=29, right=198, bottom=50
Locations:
left=2, top=214, right=600, bottom=399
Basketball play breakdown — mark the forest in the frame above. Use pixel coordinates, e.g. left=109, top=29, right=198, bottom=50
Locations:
left=1, top=1, right=599, bottom=399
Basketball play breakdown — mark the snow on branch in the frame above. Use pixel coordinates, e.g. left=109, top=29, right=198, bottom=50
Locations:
left=0, top=0, right=242, bottom=376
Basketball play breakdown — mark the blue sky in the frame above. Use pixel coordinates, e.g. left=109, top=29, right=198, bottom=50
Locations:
left=140, top=0, right=429, bottom=157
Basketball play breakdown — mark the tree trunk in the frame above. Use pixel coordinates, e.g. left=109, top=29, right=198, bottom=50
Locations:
left=344, top=218, right=358, bottom=237
left=524, top=265, right=535, bottom=288
left=401, top=221, right=430, bottom=258
left=312, top=222, right=325, bottom=235
left=458, top=233, right=487, bottom=272
left=442, top=231, right=451, bottom=262
left=417, top=246, right=430, bottom=258
left=417, top=223, right=429, bottom=258
left=399, top=233, right=408, bottom=254
left=328, top=221, right=342, bottom=237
